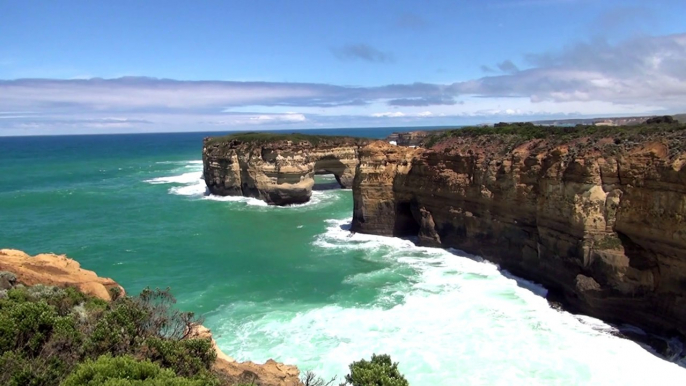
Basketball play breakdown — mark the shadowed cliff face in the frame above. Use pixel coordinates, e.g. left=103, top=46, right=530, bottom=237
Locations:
left=203, top=135, right=369, bottom=205
left=352, top=132, right=686, bottom=337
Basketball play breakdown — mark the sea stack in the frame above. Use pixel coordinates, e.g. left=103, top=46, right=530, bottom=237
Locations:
left=203, top=133, right=369, bottom=205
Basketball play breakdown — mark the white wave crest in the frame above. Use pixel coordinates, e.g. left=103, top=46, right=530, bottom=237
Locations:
left=145, top=171, right=202, bottom=185
left=146, top=161, right=340, bottom=209
left=210, top=218, right=686, bottom=386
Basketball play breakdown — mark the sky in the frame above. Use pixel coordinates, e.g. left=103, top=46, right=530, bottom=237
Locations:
left=1, top=0, right=685, bottom=135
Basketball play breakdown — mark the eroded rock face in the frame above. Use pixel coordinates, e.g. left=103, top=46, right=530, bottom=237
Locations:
left=352, top=133, right=686, bottom=337
left=203, top=136, right=368, bottom=205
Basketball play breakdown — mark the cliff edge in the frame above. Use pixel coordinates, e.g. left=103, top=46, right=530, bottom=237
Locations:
left=203, top=132, right=369, bottom=205
left=352, top=123, right=686, bottom=338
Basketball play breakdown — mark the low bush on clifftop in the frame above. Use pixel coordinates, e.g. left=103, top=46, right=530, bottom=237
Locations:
left=424, top=119, right=686, bottom=149
left=204, top=132, right=367, bottom=146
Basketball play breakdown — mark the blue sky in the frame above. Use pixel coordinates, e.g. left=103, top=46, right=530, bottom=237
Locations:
left=1, top=0, right=685, bottom=135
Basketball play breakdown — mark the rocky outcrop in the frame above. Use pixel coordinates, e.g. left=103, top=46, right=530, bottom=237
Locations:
left=203, top=134, right=368, bottom=205
left=0, top=249, right=303, bottom=386
left=352, top=130, right=686, bottom=337
left=0, top=249, right=124, bottom=300
left=189, top=324, right=302, bottom=386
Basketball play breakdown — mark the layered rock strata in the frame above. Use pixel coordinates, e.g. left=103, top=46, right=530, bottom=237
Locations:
left=0, top=249, right=302, bottom=386
left=352, top=132, right=686, bottom=337
left=203, top=134, right=368, bottom=205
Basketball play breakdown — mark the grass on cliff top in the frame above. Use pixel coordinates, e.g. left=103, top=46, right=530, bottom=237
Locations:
left=424, top=117, right=686, bottom=148
left=205, top=131, right=368, bottom=146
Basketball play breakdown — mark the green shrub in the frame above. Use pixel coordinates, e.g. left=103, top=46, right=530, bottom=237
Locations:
left=344, top=354, right=409, bottom=386
left=140, top=337, right=216, bottom=377
left=423, top=121, right=686, bottom=149
left=0, top=283, right=217, bottom=386
left=204, top=132, right=367, bottom=146
left=62, top=354, right=211, bottom=386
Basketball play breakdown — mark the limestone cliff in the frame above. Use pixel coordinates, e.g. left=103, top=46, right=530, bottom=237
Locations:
left=0, top=249, right=303, bottom=386
left=352, top=126, right=686, bottom=337
left=203, top=133, right=369, bottom=205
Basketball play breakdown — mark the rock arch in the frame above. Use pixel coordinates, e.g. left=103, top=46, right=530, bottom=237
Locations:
left=203, top=135, right=368, bottom=205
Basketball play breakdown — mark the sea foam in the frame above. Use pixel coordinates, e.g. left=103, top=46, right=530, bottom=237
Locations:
left=146, top=160, right=339, bottom=209
left=209, top=218, right=686, bottom=386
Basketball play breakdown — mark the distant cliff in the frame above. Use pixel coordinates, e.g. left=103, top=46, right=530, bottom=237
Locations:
left=353, top=123, right=686, bottom=337
left=385, top=130, right=443, bottom=147
left=203, top=133, right=368, bottom=205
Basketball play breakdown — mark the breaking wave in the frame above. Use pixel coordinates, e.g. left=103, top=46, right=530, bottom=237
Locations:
left=145, top=160, right=340, bottom=209
left=208, top=218, right=685, bottom=386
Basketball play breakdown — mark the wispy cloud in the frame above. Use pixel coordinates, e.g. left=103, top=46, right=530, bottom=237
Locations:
left=1, top=33, right=685, bottom=135
left=388, top=96, right=457, bottom=106
left=331, top=44, right=395, bottom=63
left=496, top=60, right=520, bottom=74
left=394, top=13, right=428, bottom=30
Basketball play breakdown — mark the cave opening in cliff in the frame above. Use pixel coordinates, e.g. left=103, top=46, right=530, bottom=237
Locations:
left=313, top=157, right=348, bottom=190
left=313, top=172, right=342, bottom=191
left=395, top=201, right=421, bottom=236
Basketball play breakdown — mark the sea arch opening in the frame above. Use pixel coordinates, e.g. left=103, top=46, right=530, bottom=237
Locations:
left=313, top=156, right=350, bottom=190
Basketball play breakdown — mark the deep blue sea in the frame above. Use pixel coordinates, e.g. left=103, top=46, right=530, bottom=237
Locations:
left=1, top=128, right=684, bottom=385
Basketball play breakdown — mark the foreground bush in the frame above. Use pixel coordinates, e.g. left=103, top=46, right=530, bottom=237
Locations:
left=0, top=280, right=217, bottom=386
left=62, top=354, right=215, bottom=386
left=344, top=354, right=409, bottom=386
left=0, top=274, right=411, bottom=386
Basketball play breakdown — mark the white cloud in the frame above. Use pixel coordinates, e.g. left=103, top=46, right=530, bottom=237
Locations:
left=2, top=33, right=685, bottom=135
left=248, top=113, right=306, bottom=123
left=372, top=112, right=406, bottom=117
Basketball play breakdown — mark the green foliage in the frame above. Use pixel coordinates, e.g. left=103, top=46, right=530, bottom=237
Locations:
left=0, top=282, right=217, bottom=386
left=205, top=131, right=366, bottom=146
left=62, top=355, right=212, bottom=386
left=595, top=236, right=623, bottom=250
left=344, top=354, right=409, bottom=386
left=423, top=121, right=686, bottom=149
left=140, top=337, right=216, bottom=377
left=646, top=115, right=676, bottom=124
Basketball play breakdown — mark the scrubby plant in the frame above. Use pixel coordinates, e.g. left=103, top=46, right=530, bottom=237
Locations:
left=423, top=121, right=686, bottom=149
left=62, top=354, right=215, bottom=386
left=0, top=282, right=217, bottom=386
left=343, top=354, right=409, bottom=386
left=204, top=132, right=366, bottom=146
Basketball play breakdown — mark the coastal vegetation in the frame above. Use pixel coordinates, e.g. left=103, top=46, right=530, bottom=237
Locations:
left=205, top=132, right=365, bottom=146
left=424, top=117, right=686, bottom=148
left=0, top=274, right=218, bottom=386
left=0, top=271, right=409, bottom=386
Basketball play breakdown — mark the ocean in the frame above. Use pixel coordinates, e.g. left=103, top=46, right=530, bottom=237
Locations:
left=1, top=128, right=684, bottom=385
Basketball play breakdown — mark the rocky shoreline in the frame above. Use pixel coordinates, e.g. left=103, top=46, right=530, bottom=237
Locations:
left=0, top=249, right=303, bottom=386
left=203, top=124, right=686, bottom=353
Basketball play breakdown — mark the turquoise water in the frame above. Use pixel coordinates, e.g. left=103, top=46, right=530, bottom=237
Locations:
left=1, top=129, right=685, bottom=385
